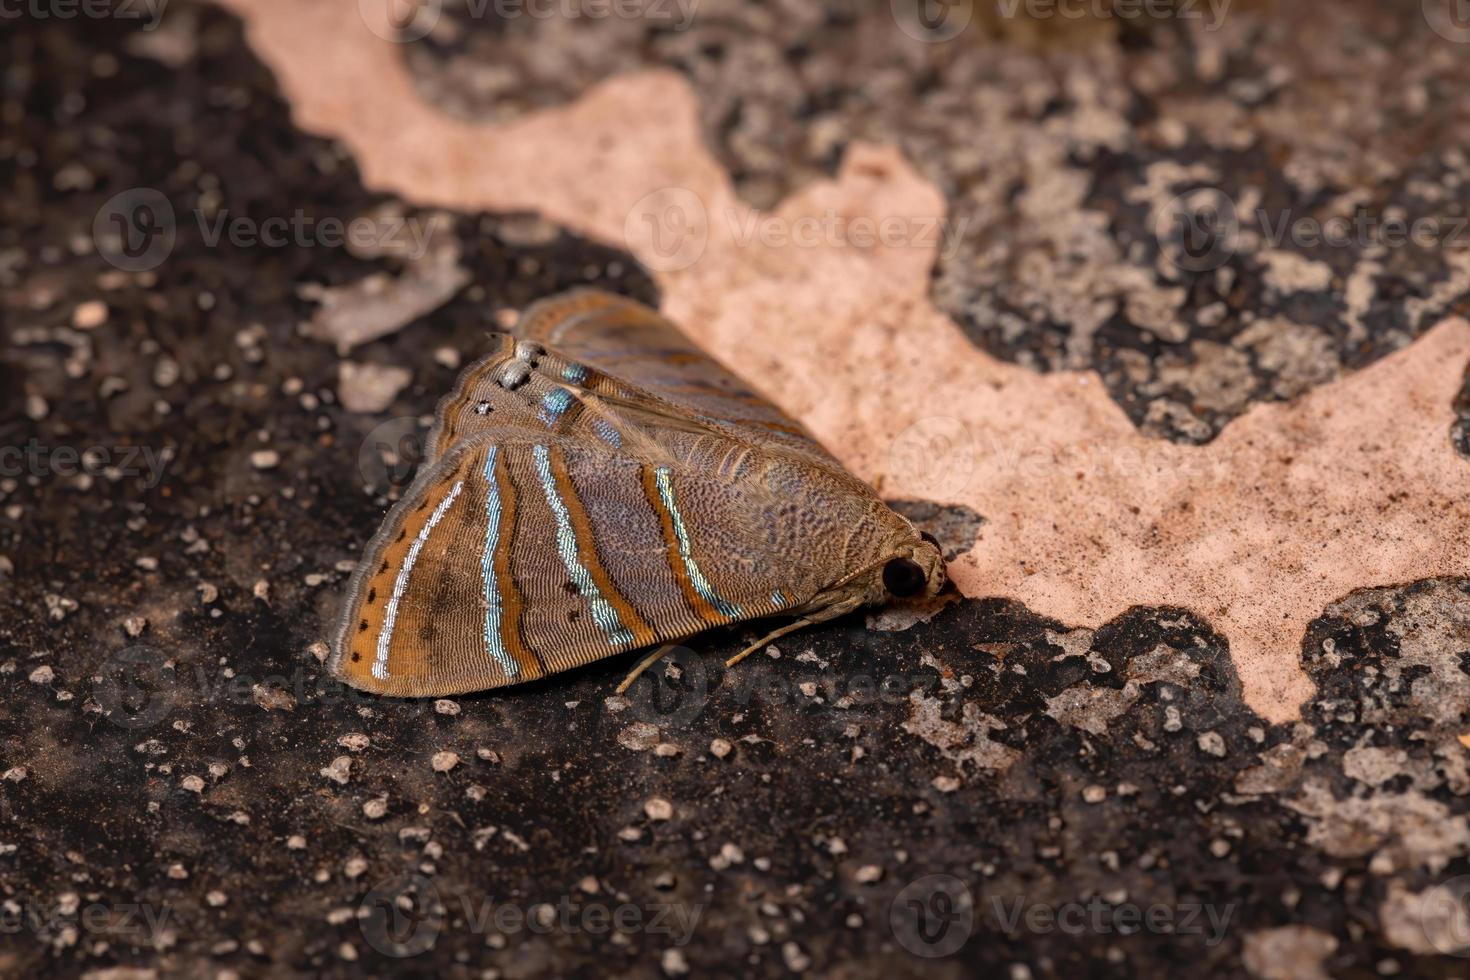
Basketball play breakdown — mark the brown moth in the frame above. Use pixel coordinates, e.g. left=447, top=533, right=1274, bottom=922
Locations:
left=330, top=290, right=945, bottom=696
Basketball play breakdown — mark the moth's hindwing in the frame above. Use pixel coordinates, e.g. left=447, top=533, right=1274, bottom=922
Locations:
left=331, top=428, right=804, bottom=697
left=426, top=290, right=842, bottom=471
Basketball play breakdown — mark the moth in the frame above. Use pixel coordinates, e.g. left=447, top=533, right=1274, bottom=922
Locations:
left=330, top=290, right=946, bottom=696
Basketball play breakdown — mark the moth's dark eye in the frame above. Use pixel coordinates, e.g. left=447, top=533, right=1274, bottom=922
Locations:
left=883, top=557, right=927, bottom=598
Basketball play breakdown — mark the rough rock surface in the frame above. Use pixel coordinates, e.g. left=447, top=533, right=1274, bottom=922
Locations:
left=3, top=3, right=1470, bottom=978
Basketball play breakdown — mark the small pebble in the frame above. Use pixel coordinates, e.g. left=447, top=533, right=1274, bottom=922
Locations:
left=661, top=949, right=689, bottom=976
left=618, top=722, right=660, bottom=752
left=431, top=751, right=459, bottom=772
left=709, top=738, right=733, bottom=759
left=644, top=797, right=674, bottom=821
left=72, top=300, right=108, bottom=330
left=320, top=756, right=352, bottom=785
left=338, top=733, right=370, bottom=752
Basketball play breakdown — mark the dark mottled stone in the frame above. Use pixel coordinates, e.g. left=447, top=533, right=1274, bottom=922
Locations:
left=400, top=0, right=1470, bottom=446
left=4, top=5, right=1470, bottom=979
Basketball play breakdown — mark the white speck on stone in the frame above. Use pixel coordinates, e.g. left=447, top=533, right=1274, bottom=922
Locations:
left=1083, top=785, right=1107, bottom=803
left=644, top=797, right=674, bottom=821
left=434, top=699, right=460, bottom=716
left=320, top=756, right=352, bottom=785
left=338, top=733, right=370, bottom=752
left=618, top=722, right=660, bottom=752
left=854, top=865, right=884, bottom=884
left=709, top=842, right=745, bottom=870
left=709, top=738, right=733, bottom=759
left=181, top=775, right=205, bottom=794
left=431, top=751, right=459, bottom=772
left=363, top=797, right=389, bottom=820
left=782, top=942, right=811, bottom=972
left=249, top=450, right=280, bottom=471
left=28, top=666, right=54, bottom=685
left=661, top=948, right=689, bottom=976
left=72, top=300, right=108, bottom=330
left=1197, top=731, right=1227, bottom=757
left=932, top=775, right=961, bottom=793
left=338, top=361, right=413, bottom=414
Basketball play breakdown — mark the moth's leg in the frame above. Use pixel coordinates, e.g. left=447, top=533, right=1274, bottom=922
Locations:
left=614, top=643, right=680, bottom=695
left=724, top=618, right=818, bottom=669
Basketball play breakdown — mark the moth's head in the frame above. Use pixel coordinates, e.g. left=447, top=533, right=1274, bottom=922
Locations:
left=851, top=530, right=946, bottom=608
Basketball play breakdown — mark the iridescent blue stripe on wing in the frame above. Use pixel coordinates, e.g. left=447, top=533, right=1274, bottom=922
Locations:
left=561, top=362, right=588, bottom=384
left=653, top=466, right=741, bottom=620
left=532, top=444, right=635, bottom=649
left=374, top=479, right=464, bottom=681
left=479, top=448, right=518, bottom=679
left=592, top=419, right=622, bottom=447
left=539, top=388, right=574, bottom=426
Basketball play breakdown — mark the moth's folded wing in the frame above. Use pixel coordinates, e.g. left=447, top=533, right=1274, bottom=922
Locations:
left=331, top=429, right=806, bottom=697
left=512, top=290, right=843, bottom=468
left=423, top=333, right=553, bottom=465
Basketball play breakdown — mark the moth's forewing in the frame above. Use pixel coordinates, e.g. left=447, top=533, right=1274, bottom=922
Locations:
left=333, top=428, right=805, bottom=697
